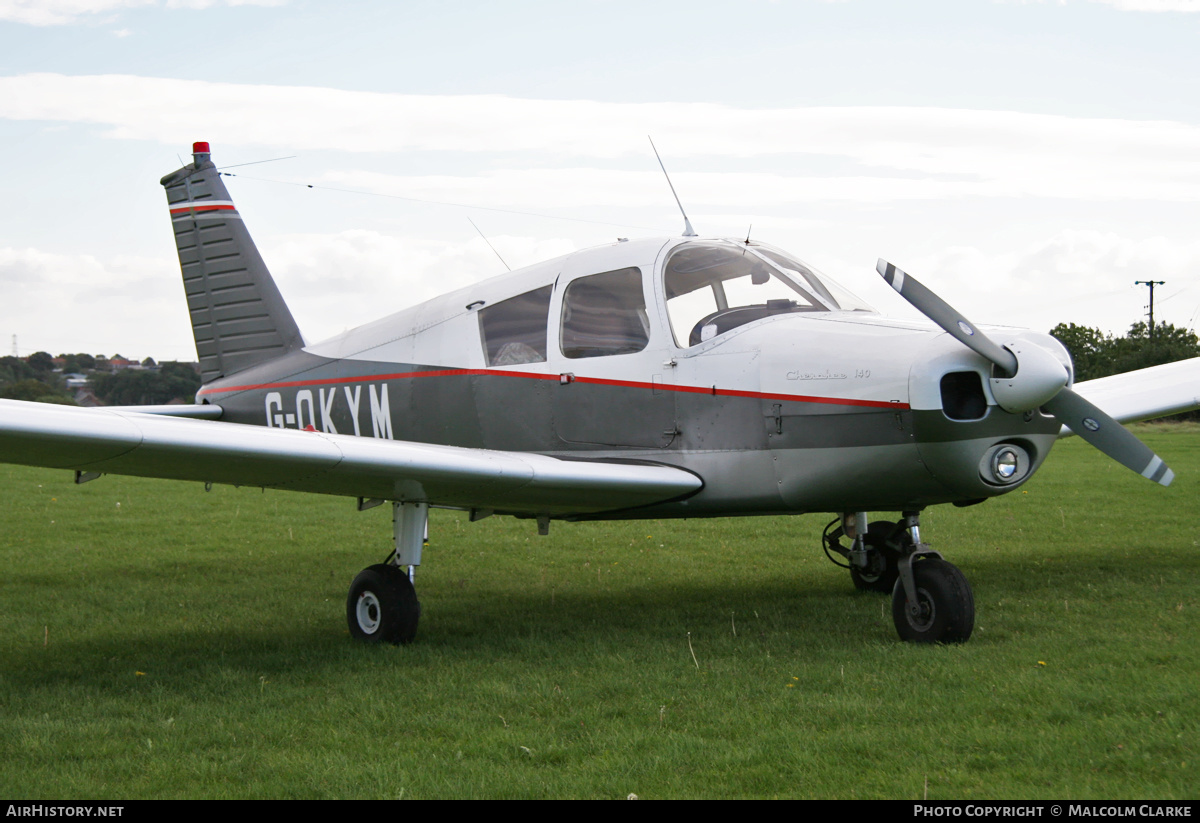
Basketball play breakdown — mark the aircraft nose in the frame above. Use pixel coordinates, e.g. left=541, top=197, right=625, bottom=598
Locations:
left=908, top=330, right=1064, bottom=499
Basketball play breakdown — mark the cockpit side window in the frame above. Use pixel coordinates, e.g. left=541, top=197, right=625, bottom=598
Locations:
left=663, top=243, right=826, bottom=348
left=560, top=267, right=649, bottom=359
left=479, top=285, right=553, bottom=366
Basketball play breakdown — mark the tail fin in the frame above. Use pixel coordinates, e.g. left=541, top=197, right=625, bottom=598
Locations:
left=161, top=142, right=304, bottom=383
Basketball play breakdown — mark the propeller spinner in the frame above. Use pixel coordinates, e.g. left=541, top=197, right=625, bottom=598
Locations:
left=877, top=260, right=1174, bottom=487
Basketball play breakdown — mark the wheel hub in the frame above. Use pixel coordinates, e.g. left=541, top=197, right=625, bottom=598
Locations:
left=859, top=551, right=886, bottom=582
left=906, top=588, right=935, bottom=627
left=356, top=592, right=382, bottom=634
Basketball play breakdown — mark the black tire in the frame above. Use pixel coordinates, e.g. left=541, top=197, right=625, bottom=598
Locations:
left=891, top=557, right=974, bottom=643
left=850, top=521, right=904, bottom=593
left=347, top=563, right=421, bottom=644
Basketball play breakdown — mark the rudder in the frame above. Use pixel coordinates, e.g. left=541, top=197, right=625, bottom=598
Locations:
left=161, top=142, right=304, bottom=382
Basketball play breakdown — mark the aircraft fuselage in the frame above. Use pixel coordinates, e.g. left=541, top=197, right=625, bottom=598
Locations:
left=194, top=236, right=1064, bottom=519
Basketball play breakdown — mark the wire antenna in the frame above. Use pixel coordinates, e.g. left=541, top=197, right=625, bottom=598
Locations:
left=218, top=155, right=297, bottom=171
left=468, top=217, right=510, bottom=272
left=648, top=136, right=697, bottom=237
left=220, top=171, right=660, bottom=233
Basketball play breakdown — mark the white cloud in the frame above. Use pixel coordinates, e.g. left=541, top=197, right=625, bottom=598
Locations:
left=0, top=246, right=194, bottom=359
left=260, top=230, right=575, bottom=342
left=907, top=230, right=1200, bottom=335
left=1089, top=0, right=1200, bottom=10
left=0, top=233, right=578, bottom=360
left=5, top=74, right=1200, bottom=206
left=1002, top=0, right=1200, bottom=10
left=322, top=159, right=1200, bottom=209
left=0, top=0, right=284, bottom=25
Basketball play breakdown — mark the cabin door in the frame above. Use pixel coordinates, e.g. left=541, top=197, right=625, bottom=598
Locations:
left=549, top=260, right=675, bottom=449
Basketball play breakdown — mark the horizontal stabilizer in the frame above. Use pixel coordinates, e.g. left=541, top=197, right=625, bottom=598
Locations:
left=97, top=404, right=224, bottom=420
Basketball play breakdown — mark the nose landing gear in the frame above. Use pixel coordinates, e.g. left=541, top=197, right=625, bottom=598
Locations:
left=825, top=510, right=975, bottom=643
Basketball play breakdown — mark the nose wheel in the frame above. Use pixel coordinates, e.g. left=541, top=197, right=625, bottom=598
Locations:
left=892, top=556, right=974, bottom=644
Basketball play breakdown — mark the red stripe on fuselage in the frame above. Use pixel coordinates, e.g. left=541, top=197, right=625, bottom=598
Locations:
left=197, top=368, right=908, bottom=410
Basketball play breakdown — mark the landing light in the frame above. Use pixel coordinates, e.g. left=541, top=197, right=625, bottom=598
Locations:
left=979, top=443, right=1030, bottom=486
left=993, top=448, right=1019, bottom=480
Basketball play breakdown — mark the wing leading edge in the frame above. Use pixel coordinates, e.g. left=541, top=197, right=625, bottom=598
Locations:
left=0, top=400, right=701, bottom=517
left=1061, top=356, right=1200, bottom=436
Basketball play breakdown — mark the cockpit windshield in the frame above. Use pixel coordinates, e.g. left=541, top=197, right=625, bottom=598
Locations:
left=662, top=241, right=875, bottom=348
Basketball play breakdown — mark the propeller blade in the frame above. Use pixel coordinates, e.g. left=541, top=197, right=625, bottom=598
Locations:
left=876, top=259, right=1017, bottom=375
left=1044, top=388, right=1174, bottom=486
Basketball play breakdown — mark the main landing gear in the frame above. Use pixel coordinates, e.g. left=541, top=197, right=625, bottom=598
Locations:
left=824, top=510, right=975, bottom=643
left=347, top=501, right=426, bottom=644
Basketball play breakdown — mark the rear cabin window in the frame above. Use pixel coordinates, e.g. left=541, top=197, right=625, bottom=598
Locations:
left=560, top=267, right=650, bottom=359
left=478, top=285, right=553, bottom=366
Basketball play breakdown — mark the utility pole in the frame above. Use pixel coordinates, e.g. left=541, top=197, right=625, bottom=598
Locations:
left=10, top=334, right=15, bottom=357
left=1135, top=280, right=1165, bottom=342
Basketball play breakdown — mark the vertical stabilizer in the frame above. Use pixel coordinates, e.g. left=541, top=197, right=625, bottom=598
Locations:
left=161, top=142, right=304, bottom=382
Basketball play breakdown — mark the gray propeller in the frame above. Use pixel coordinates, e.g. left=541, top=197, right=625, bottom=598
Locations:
left=877, top=259, right=1174, bottom=487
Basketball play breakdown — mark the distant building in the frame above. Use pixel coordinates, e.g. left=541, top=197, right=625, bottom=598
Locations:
left=74, top=388, right=102, bottom=407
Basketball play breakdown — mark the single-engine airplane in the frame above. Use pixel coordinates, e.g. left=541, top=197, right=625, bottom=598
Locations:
left=3, top=142, right=1199, bottom=645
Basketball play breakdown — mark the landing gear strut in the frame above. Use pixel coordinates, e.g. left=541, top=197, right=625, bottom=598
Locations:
left=826, top=510, right=975, bottom=643
left=824, top=513, right=904, bottom=593
left=346, top=501, right=425, bottom=644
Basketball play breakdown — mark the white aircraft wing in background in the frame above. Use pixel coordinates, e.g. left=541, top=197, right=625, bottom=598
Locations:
left=1064, top=357, right=1200, bottom=434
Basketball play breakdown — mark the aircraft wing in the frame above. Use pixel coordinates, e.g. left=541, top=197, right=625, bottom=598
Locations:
left=1061, top=356, right=1200, bottom=436
left=0, top=400, right=701, bottom=516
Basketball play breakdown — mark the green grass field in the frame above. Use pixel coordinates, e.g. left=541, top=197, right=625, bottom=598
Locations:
left=1, top=428, right=1196, bottom=799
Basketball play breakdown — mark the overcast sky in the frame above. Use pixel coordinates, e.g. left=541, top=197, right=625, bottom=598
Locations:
left=2, top=0, right=1200, bottom=362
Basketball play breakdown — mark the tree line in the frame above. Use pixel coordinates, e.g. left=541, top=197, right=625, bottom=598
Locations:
left=0, top=353, right=201, bottom=406
left=1048, top=321, right=1200, bottom=383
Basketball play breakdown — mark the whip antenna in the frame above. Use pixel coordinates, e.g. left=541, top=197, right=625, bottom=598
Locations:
left=648, top=136, right=697, bottom=237
left=468, top=217, right=511, bottom=271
